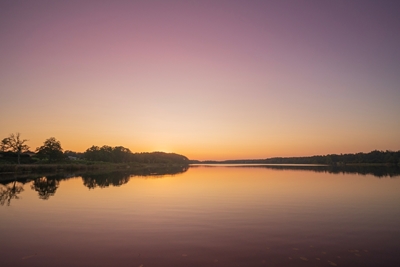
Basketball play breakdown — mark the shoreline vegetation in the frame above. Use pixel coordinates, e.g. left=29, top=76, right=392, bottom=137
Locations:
left=0, top=162, right=188, bottom=174
left=0, top=133, right=190, bottom=178
left=1, top=133, right=399, bottom=178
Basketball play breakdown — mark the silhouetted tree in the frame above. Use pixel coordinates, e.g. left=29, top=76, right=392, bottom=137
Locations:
left=84, top=145, right=133, bottom=163
left=131, top=152, right=189, bottom=164
left=0, top=133, right=29, bottom=164
left=113, top=146, right=132, bottom=162
left=84, top=145, right=101, bottom=161
left=36, top=137, right=64, bottom=162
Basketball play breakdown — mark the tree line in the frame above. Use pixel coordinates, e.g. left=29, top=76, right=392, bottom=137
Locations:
left=0, top=133, right=63, bottom=164
left=0, top=133, right=189, bottom=165
left=192, top=150, right=400, bottom=165
left=83, top=145, right=189, bottom=164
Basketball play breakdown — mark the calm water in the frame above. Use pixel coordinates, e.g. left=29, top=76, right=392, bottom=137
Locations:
left=1, top=165, right=400, bottom=267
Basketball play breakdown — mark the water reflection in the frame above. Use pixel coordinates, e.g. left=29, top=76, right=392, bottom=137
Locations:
left=80, top=164, right=189, bottom=189
left=193, top=164, right=400, bottom=178
left=0, top=164, right=398, bottom=205
left=319, top=165, right=400, bottom=177
left=0, top=180, right=24, bottom=206
left=82, top=172, right=131, bottom=189
left=132, top=164, right=190, bottom=176
left=1, top=165, right=399, bottom=267
left=0, top=164, right=189, bottom=204
left=31, top=176, right=60, bottom=200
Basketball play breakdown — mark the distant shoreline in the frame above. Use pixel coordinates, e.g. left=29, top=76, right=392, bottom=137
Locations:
left=190, top=150, right=400, bottom=166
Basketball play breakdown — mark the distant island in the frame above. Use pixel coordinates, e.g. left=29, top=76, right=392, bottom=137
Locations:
left=191, top=150, right=400, bottom=166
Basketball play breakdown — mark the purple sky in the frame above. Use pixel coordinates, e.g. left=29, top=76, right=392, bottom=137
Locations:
left=1, top=0, right=399, bottom=159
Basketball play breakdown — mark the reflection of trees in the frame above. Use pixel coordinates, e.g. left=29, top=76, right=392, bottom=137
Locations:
left=133, top=165, right=189, bottom=176
left=0, top=181, right=24, bottom=206
left=31, top=177, right=59, bottom=200
left=224, top=165, right=400, bottom=178
left=0, top=165, right=189, bottom=199
left=82, top=172, right=131, bottom=189
left=326, top=165, right=400, bottom=178
left=81, top=165, right=189, bottom=189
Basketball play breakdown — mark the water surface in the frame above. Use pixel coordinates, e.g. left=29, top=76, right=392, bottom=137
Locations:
left=1, top=165, right=399, bottom=266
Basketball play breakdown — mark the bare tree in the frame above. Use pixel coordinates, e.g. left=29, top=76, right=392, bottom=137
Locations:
left=1, top=133, right=30, bottom=164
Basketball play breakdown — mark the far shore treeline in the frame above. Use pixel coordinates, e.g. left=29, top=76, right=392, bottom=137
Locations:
left=0, top=133, right=189, bottom=165
left=192, top=150, right=400, bottom=166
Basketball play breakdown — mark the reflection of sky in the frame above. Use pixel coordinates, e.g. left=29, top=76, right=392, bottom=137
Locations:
left=1, top=1, right=399, bottom=160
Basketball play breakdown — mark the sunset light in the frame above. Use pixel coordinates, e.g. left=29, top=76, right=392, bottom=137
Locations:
left=1, top=1, right=399, bottom=160
left=1, top=2, right=400, bottom=266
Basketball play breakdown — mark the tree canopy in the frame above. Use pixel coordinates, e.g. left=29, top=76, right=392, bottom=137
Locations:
left=0, top=133, right=30, bottom=164
left=36, top=137, right=64, bottom=162
left=83, top=145, right=189, bottom=164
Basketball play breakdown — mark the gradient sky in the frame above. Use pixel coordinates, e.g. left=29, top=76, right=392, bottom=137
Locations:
left=1, top=0, right=399, bottom=160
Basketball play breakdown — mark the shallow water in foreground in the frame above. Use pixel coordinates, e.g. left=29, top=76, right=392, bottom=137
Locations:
left=1, top=165, right=400, bottom=267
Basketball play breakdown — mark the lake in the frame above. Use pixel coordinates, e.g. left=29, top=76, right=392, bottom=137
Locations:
left=1, top=165, right=400, bottom=267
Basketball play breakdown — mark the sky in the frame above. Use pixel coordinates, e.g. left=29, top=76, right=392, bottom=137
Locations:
left=1, top=0, right=399, bottom=160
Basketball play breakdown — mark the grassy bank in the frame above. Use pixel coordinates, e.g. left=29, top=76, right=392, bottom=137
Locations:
left=0, top=163, right=125, bottom=174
